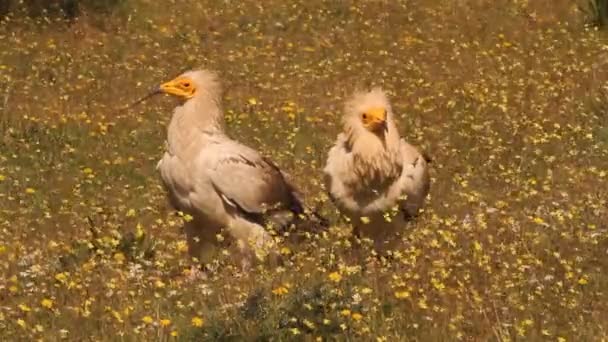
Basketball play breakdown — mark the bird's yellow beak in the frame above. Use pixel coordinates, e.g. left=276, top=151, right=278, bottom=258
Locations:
left=117, top=74, right=195, bottom=113
left=159, top=76, right=196, bottom=99
left=363, top=107, right=387, bottom=132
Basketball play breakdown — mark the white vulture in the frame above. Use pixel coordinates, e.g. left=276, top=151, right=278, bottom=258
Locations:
left=147, top=69, right=308, bottom=269
left=323, top=88, right=431, bottom=252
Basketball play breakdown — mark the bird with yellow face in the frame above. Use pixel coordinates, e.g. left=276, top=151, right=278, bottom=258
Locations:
left=323, top=88, right=431, bottom=253
left=136, top=69, right=311, bottom=273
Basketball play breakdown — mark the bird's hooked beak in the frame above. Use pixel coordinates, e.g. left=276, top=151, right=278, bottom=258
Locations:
left=158, top=76, right=196, bottom=100
left=129, top=75, right=194, bottom=107
left=116, top=69, right=195, bottom=113
left=365, top=107, right=388, bottom=133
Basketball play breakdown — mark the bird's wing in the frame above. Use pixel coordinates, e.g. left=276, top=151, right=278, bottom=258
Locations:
left=399, top=140, right=424, bottom=166
left=397, top=139, right=431, bottom=216
left=323, top=134, right=362, bottom=213
left=157, top=151, right=195, bottom=212
left=350, top=140, right=429, bottom=216
left=399, top=139, right=430, bottom=191
left=201, top=139, right=299, bottom=217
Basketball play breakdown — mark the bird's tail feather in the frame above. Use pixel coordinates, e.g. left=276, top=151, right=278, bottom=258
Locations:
left=269, top=164, right=330, bottom=233
left=422, top=151, right=433, bottom=164
left=281, top=176, right=329, bottom=233
left=288, top=188, right=330, bottom=231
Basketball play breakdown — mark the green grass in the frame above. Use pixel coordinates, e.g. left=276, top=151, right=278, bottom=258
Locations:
left=581, top=0, right=608, bottom=27
left=1, top=0, right=608, bottom=340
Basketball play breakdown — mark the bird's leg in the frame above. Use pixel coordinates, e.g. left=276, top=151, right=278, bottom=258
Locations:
left=402, top=210, right=414, bottom=221
left=239, top=256, right=252, bottom=275
left=350, top=224, right=363, bottom=247
left=183, top=220, right=222, bottom=280
left=347, top=223, right=376, bottom=268
left=251, top=229, right=277, bottom=263
left=228, top=218, right=279, bottom=269
left=401, top=203, right=421, bottom=222
left=184, top=221, right=206, bottom=260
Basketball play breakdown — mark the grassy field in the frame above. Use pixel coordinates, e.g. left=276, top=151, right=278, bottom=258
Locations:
left=1, top=0, right=608, bottom=340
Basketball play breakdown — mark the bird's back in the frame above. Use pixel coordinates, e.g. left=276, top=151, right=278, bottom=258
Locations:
left=397, top=139, right=430, bottom=216
left=205, top=138, right=299, bottom=202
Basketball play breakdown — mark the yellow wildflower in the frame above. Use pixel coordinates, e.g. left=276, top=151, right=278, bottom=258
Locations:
left=112, top=310, right=123, bottom=323
left=532, top=217, right=545, bottom=225
left=41, top=299, right=53, bottom=309
left=395, top=291, right=410, bottom=299
left=191, top=316, right=204, bottom=327
left=351, top=313, right=363, bottom=321
left=328, top=272, right=342, bottom=283
left=135, top=223, right=145, bottom=239
left=176, top=241, right=188, bottom=253
left=272, top=286, right=289, bottom=296
left=303, top=319, right=315, bottom=330
left=113, top=252, right=125, bottom=264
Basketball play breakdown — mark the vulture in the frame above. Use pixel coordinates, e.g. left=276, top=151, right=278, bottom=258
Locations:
left=149, top=69, right=309, bottom=270
left=323, top=88, right=431, bottom=252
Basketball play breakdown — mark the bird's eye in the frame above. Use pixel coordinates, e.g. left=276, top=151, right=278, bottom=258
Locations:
left=362, top=113, right=367, bottom=120
left=183, top=82, right=190, bottom=88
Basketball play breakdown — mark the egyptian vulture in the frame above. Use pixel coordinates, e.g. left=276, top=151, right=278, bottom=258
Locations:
left=149, top=69, right=307, bottom=269
left=323, top=88, right=430, bottom=252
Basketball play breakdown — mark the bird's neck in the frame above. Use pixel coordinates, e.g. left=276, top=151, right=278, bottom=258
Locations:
left=348, top=123, right=402, bottom=184
left=349, top=122, right=400, bottom=156
left=182, top=95, right=225, bottom=132
left=172, top=95, right=225, bottom=134
left=167, top=95, right=225, bottom=155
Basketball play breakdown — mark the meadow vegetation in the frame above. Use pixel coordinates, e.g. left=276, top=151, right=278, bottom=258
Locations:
left=1, top=0, right=608, bottom=340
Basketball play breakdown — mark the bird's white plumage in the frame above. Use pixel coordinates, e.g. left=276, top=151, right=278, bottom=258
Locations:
left=323, top=88, right=430, bottom=251
left=156, top=70, right=303, bottom=267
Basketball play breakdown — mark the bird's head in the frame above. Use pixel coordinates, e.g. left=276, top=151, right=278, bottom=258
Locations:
left=159, top=75, right=196, bottom=99
left=360, top=107, right=388, bottom=133
left=344, top=87, right=393, bottom=135
left=120, top=69, right=223, bottom=114
left=158, top=69, right=221, bottom=101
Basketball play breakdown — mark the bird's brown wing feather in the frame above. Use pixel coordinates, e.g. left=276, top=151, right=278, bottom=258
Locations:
left=206, top=141, right=297, bottom=216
